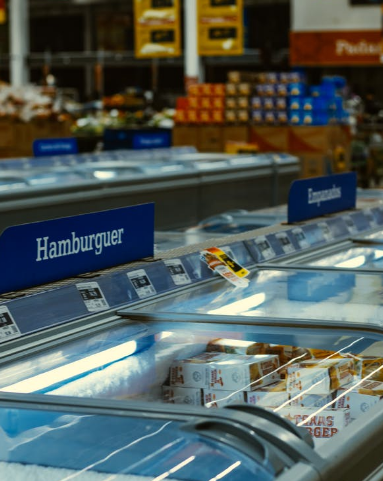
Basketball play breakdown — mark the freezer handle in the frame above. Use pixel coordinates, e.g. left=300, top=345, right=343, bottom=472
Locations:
left=183, top=417, right=285, bottom=474
left=351, top=237, right=383, bottom=246
left=225, top=404, right=314, bottom=447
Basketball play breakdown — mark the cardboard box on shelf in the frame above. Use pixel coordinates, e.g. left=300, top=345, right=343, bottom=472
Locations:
left=0, top=121, right=15, bottom=148
left=298, top=152, right=330, bottom=179
left=225, top=141, right=259, bottom=154
left=172, top=125, right=200, bottom=147
left=249, top=126, right=289, bottom=152
left=162, top=385, right=203, bottom=405
left=223, top=125, right=249, bottom=145
left=198, top=126, right=223, bottom=152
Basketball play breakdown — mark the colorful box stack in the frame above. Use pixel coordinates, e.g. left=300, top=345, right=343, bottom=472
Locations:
left=175, top=83, right=226, bottom=125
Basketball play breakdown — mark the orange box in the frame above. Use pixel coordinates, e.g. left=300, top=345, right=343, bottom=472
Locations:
left=211, top=110, right=225, bottom=124
left=175, top=110, right=187, bottom=124
left=226, top=83, right=237, bottom=96
left=238, top=83, right=252, bottom=96
left=200, top=97, right=212, bottom=109
left=226, top=97, right=237, bottom=109
left=212, top=97, right=225, bottom=109
left=176, top=97, right=189, bottom=110
left=201, top=83, right=213, bottom=96
left=187, top=110, right=199, bottom=123
left=188, top=84, right=202, bottom=97
left=212, top=84, right=226, bottom=96
left=188, top=97, right=199, bottom=109
left=199, top=110, right=211, bottom=123
left=238, top=110, right=249, bottom=123
left=225, top=110, right=237, bottom=123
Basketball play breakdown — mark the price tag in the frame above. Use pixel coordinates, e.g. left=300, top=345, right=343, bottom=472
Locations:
left=275, top=232, right=295, bottom=254
left=0, top=306, right=21, bottom=343
left=164, top=259, right=192, bottom=286
left=365, top=209, right=377, bottom=228
left=220, top=245, right=236, bottom=261
left=318, top=222, right=333, bottom=242
left=76, top=282, right=110, bottom=312
left=255, top=236, right=275, bottom=261
left=127, top=269, right=157, bottom=299
left=343, top=215, right=357, bottom=235
left=292, top=228, right=310, bottom=249
left=200, top=247, right=250, bottom=288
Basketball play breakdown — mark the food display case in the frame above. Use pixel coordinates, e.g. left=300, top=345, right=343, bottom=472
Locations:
left=0, top=202, right=383, bottom=481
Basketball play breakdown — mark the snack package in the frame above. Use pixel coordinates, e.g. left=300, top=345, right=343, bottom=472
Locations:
left=203, top=389, right=246, bottom=408
left=266, top=345, right=309, bottom=365
left=287, top=358, right=355, bottom=394
left=247, top=389, right=289, bottom=408
left=169, top=352, right=280, bottom=391
left=335, top=385, right=381, bottom=419
left=206, top=338, right=267, bottom=356
left=226, top=97, right=237, bottom=109
left=278, top=407, right=351, bottom=447
left=290, top=393, right=334, bottom=408
left=356, top=357, right=383, bottom=382
left=162, top=385, right=203, bottom=405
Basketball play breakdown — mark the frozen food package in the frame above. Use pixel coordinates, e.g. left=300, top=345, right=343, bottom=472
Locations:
left=287, top=358, right=355, bottom=394
left=203, top=389, right=246, bottom=408
left=247, top=390, right=289, bottom=408
left=335, top=384, right=381, bottom=420
left=162, top=385, right=203, bottom=405
left=206, top=338, right=267, bottom=355
left=355, top=357, right=383, bottom=382
left=169, top=352, right=280, bottom=391
left=290, top=393, right=334, bottom=408
left=278, top=407, right=351, bottom=447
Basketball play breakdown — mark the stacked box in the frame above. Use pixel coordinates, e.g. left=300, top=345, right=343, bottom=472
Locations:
left=335, top=380, right=383, bottom=419
left=175, top=84, right=225, bottom=125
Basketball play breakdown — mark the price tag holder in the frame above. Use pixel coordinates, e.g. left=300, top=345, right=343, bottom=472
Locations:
left=164, top=259, right=192, bottom=286
left=292, top=228, right=310, bottom=249
left=365, top=209, right=377, bottom=228
left=318, top=222, right=333, bottom=242
left=0, top=306, right=21, bottom=343
left=76, top=282, right=110, bottom=313
left=127, top=269, right=157, bottom=299
left=342, top=215, right=357, bottom=235
left=255, top=236, right=276, bottom=261
left=220, top=245, right=236, bottom=261
left=200, top=247, right=249, bottom=288
left=275, top=232, right=295, bottom=254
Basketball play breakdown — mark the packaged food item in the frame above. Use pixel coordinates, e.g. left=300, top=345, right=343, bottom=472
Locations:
left=264, top=111, right=276, bottom=125
left=201, top=83, right=213, bottom=96
left=200, top=97, right=212, bottom=109
left=174, top=110, right=187, bottom=124
left=226, top=83, right=237, bottom=96
left=264, top=84, right=276, bottom=97
left=266, top=345, right=308, bottom=365
left=237, top=96, right=250, bottom=109
left=188, top=96, right=199, bottom=109
left=204, top=389, right=246, bottom=408
left=212, top=97, right=225, bottom=109
left=251, top=96, right=262, bottom=109
left=279, top=73, right=290, bottom=84
left=335, top=384, right=381, bottom=419
left=162, top=385, right=203, bottom=405
left=276, top=84, right=288, bottom=97
left=288, top=111, right=301, bottom=125
left=237, top=110, right=249, bottom=123
left=212, top=84, right=226, bottom=96
left=187, top=110, right=198, bottom=123
left=265, top=72, right=278, bottom=84
left=211, top=110, right=225, bottom=124
left=278, top=407, right=351, bottom=447
left=188, top=84, right=201, bottom=97
left=225, top=110, right=237, bottom=123
left=238, top=83, right=252, bottom=96
left=356, top=357, right=383, bottom=382
left=290, top=393, right=334, bottom=408
left=225, top=97, right=237, bottom=109
left=169, top=352, right=280, bottom=391
left=206, top=338, right=267, bottom=356
left=247, top=386, right=289, bottom=408
left=357, top=380, right=383, bottom=396
left=276, top=111, right=288, bottom=125
left=287, top=358, right=355, bottom=394
left=303, top=97, right=313, bottom=110
left=199, top=110, right=211, bottom=123
left=227, top=71, right=261, bottom=84
left=252, top=110, right=263, bottom=124
left=263, top=97, right=275, bottom=110
left=276, top=98, right=287, bottom=110
left=302, top=112, right=314, bottom=125
left=289, top=97, right=302, bottom=110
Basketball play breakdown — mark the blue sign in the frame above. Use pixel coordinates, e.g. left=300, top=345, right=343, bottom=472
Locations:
left=288, top=172, right=357, bottom=223
left=132, top=131, right=171, bottom=150
left=0, top=204, right=154, bottom=294
left=33, top=138, right=79, bottom=157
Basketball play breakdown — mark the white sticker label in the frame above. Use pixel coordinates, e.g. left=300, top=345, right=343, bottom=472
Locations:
left=76, top=282, right=110, bottom=312
left=343, top=215, right=357, bottom=235
left=0, top=306, right=21, bottom=343
left=365, top=209, right=377, bottom=228
left=255, top=236, right=275, bottom=260
left=318, top=222, right=333, bottom=241
left=292, top=228, right=309, bottom=249
left=127, top=269, right=157, bottom=299
left=164, top=259, right=192, bottom=286
left=276, top=232, right=295, bottom=254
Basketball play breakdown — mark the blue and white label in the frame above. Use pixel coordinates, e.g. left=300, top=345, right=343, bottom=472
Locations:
left=128, top=269, right=157, bottom=299
left=0, top=306, right=21, bottom=343
left=0, top=204, right=154, bottom=295
left=288, top=173, right=357, bottom=223
left=132, top=131, right=171, bottom=150
left=164, top=259, right=192, bottom=286
left=342, top=215, right=357, bottom=235
left=318, top=222, right=333, bottom=242
left=292, top=228, right=309, bottom=249
left=33, top=138, right=79, bottom=157
left=275, top=232, right=295, bottom=254
left=76, top=282, right=109, bottom=312
left=255, top=236, right=275, bottom=261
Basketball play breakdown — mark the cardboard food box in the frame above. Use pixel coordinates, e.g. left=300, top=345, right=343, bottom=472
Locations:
left=335, top=385, right=381, bottom=419
left=287, top=358, right=355, bottom=395
left=290, top=393, right=334, bottom=408
left=247, top=389, right=289, bottom=408
left=356, top=357, right=383, bottom=382
left=203, top=389, right=246, bottom=408
left=226, top=97, right=237, bottom=110
left=169, top=352, right=280, bottom=391
left=206, top=338, right=267, bottom=356
left=278, top=407, right=351, bottom=447
left=162, top=385, right=203, bottom=405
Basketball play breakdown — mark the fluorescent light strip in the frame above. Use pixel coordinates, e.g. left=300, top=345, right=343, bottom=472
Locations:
left=1, top=341, right=137, bottom=394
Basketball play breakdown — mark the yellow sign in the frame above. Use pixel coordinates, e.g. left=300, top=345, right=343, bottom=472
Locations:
left=0, top=0, right=5, bottom=24
left=134, top=0, right=181, bottom=58
left=198, top=0, right=244, bottom=56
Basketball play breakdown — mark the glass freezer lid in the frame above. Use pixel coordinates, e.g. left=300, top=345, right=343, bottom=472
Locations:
left=305, top=246, right=383, bottom=270
left=0, top=318, right=382, bottom=452
left=137, top=268, right=383, bottom=328
left=0, top=395, right=278, bottom=481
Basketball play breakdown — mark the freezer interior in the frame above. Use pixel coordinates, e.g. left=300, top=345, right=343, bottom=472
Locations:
left=1, top=303, right=382, bottom=452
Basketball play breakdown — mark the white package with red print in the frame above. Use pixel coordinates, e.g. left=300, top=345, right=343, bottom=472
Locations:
left=162, top=385, right=203, bottom=405
left=203, top=389, right=246, bottom=407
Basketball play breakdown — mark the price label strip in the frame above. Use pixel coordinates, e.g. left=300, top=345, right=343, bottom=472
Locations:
left=343, top=215, right=357, bottom=235
left=127, top=269, right=157, bottom=299
left=164, top=259, right=192, bottom=286
left=276, top=232, right=295, bottom=254
left=200, top=247, right=249, bottom=288
left=220, top=245, right=236, bottom=261
left=318, top=222, right=333, bottom=242
left=255, top=236, right=276, bottom=261
left=365, top=209, right=377, bottom=228
left=292, top=228, right=310, bottom=249
left=0, top=306, right=21, bottom=343
left=76, top=282, right=110, bottom=313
